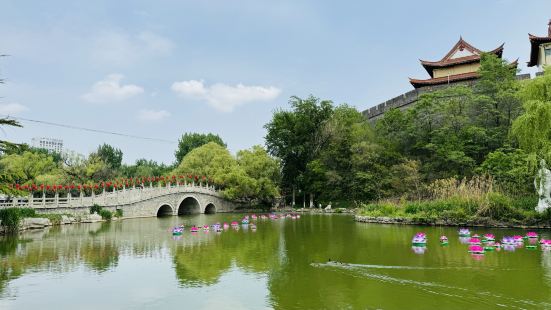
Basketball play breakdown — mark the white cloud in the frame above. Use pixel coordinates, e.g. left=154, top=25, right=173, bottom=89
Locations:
left=0, top=103, right=29, bottom=115
left=171, top=80, right=281, bottom=112
left=137, top=109, right=171, bottom=122
left=82, top=74, right=144, bottom=103
left=91, top=31, right=174, bottom=65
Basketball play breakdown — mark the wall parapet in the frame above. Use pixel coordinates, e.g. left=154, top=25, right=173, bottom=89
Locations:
left=363, top=73, right=533, bottom=120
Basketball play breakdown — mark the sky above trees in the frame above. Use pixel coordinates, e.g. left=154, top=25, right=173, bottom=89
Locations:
left=0, top=0, right=550, bottom=164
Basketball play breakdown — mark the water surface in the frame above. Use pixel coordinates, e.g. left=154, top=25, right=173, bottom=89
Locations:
left=1, top=214, right=550, bottom=309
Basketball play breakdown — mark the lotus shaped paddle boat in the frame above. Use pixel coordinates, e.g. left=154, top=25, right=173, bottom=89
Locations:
left=190, top=226, right=199, bottom=233
left=223, top=222, right=230, bottom=229
left=526, top=232, right=538, bottom=239
left=541, top=240, right=551, bottom=249
left=242, top=218, right=249, bottom=224
left=251, top=214, right=257, bottom=220
left=291, top=215, right=297, bottom=220
left=412, top=234, right=427, bottom=246
left=483, top=234, right=495, bottom=242
left=260, top=215, right=268, bottom=219
left=458, top=228, right=471, bottom=237
left=202, top=225, right=209, bottom=231
left=231, top=221, right=239, bottom=227
left=296, top=214, right=301, bottom=219
left=469, top=238, right=481, bottom=245
left=472, top=234, right=480, bottom=239
left=468, top=245, right=485, bottom=254
left=172, top=227, right=183, bottom=236
left=439, top=236, right=448, bottom=245
left=513, top=235, right=524, bottom=243
left=250, top=223, right=257, bottom=230
left=502, top=236, right=515, bottom=245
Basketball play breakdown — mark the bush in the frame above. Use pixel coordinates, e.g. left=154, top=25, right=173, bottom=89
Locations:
left=18, top=208, right=36, bottom=218
left=115, top=209, right=123, bottom=218
left=0, top=208, right=23, bottom=233
left=478, top=192, right=516, bottom=220
left=90, top=204, right=102, bottom=214
left=99, top=209, right=112, bottom=221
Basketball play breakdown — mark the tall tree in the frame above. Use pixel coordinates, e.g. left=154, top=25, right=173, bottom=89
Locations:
left=92, top=144, right=123, bottom=170
left=511, top=68, right=551, bottom=163
left=264, top=96, right=334, bottom=198
left=174, top=133, right=226, bottom=164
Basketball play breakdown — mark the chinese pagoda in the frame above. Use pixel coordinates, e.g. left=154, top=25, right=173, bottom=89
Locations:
left=528, top=20, right=551, bottom=68
left=409, top=37, right=510, bottom=89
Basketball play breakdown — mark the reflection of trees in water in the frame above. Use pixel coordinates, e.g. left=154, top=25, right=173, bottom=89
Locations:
left=172, top=224, right=281, bottom=287
left=0, top=216, right=284, bottom=294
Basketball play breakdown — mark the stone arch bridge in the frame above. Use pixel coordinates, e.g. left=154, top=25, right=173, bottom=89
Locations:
left=0, top=183, right=238, bottom=218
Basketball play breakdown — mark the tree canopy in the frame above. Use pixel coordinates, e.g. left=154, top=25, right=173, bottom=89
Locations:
left=174, top=133, right=226, bottom=164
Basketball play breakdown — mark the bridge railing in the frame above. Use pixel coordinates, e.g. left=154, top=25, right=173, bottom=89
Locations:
left=0, top=182, right=219, bottom=210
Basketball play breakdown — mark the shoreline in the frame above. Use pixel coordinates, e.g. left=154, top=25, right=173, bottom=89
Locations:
left=354, top=215, right=551, bottom=229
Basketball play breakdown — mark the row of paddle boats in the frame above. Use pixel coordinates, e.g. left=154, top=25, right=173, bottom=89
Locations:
left=171, top=213, right=301, bottom=235
left=412, top=229, right=550, bottom=255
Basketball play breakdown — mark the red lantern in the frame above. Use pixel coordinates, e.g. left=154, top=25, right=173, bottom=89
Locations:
left=94, top=184, right=99, bottom=189
left=70, top=185, right=75, bottom=189
left=40, top=184, right=45, bottom=190
left=46, top=185, right=51, bottom=190
left=77, top=185, right=82, bottom=190
left=58, top=185, right=62, bottom=190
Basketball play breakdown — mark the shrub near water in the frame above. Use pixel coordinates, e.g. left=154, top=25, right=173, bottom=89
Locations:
left=99, top=209, right=112, bottom=221
left=0, top=208, right=36, bottom=233
left=359, top=176, right=540, bottom=224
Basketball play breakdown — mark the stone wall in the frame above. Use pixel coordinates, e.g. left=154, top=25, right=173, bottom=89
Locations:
left=363, top=73, right=532, bottom=120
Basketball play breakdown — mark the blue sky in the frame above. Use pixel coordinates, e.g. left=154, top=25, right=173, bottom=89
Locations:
left=1, top=0, right=550, bottom=164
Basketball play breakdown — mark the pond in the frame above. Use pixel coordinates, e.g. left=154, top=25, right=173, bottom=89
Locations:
left=0, top=214, right=550, bottom=309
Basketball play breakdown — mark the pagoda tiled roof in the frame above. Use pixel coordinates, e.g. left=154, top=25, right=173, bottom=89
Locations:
left=528, top=34, right=551, bottom=67
left=419, top=38, right=504, bottom=77
left=410, top=60, right=519, bottom=89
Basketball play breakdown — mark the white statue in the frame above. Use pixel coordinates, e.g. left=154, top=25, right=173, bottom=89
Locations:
left=535, top=159, right=551, bottom=213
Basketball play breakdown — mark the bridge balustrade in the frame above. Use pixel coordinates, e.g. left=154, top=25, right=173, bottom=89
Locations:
left=0, top=181, right=218, bottom=209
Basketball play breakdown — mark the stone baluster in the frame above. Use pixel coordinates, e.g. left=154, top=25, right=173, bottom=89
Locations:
left=55, top=192, right=59, bottom=206
left=42, top=191, right=46, bottom=207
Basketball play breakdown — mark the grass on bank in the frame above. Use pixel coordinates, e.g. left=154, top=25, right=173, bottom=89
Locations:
left=359, top=176, right=551, bottom=225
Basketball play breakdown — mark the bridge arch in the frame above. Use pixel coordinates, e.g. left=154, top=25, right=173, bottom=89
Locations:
left=178, top=196, right=201, bottom=215
left=157, top=204, right=174, bottom=217
left=204, top=203, right=216, bottom=214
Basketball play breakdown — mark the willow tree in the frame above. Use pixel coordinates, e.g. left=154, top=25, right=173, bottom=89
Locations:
left=511, top=68, right=551, bottom=166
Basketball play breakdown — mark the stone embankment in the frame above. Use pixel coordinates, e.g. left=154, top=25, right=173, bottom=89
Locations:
left=294, top=208, right=357, bottom=214
left=0, top=213, right=111, bottom=235
left=354, top=215, right=551, bottom=229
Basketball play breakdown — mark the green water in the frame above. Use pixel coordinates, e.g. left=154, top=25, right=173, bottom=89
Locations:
left=0, top=214, right=550, bottom=309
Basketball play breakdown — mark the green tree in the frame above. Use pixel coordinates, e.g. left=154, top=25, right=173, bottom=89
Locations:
left=174, top=133, right=226, bottom=164
left=237, top=145, right=281, bottom=204
left=511, top=68, right=551, bottom=163
left=265, top=96, right=334, bottom=200
left=0, top=118, right=22, bottom=152
left=92, top=144, right=123, bottom=170
left=479, top=147, right=533, bottom=195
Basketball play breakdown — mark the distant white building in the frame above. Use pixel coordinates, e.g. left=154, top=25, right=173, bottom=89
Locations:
left=31, top=137, right=63, bottom=153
